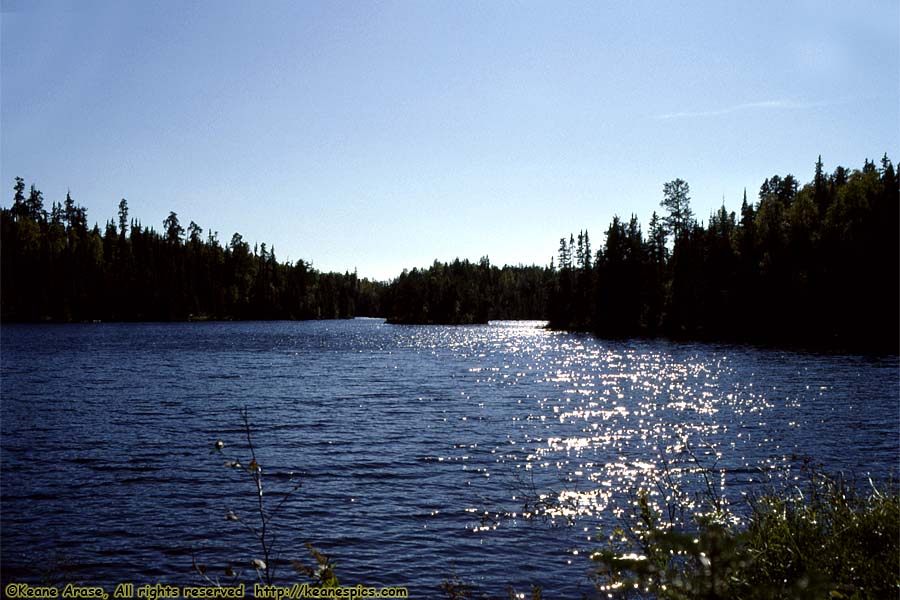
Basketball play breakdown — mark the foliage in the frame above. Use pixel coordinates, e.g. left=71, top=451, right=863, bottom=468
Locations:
left=548, top=154, right=899, bottom=352
left=382, top=258, right=551, bottom=324
left=0, top=192, right=380, bottom=321
left=661, top=178, right=694, bottom=241
left=3, top=152, right=896, bottom=352
left=291, top=543, right=339, bottom=588
left=0, top=187, right=550, bottom=325
left=739, top=471, right=899, bottom=599
left=592, top=464, right=900, bottom=599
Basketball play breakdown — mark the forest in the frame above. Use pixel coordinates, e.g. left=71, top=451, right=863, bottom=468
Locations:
left=0, top=185, right=378, bottom=322
left=382, top=259, right=551, bottom=324
left=548, top=154, right=898, bottom=351
left=1, top=153, right=897, bottom=350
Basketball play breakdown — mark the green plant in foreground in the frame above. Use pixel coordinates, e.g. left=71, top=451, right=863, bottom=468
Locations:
left=739, top=470, right=899, bottom=599
left=291, top=543, right=339, bottom=588
left=592, top=466, right=900, bottom=599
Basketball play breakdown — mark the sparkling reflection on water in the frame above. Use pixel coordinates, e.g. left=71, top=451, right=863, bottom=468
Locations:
left=1, top=320, right=897, bottom=597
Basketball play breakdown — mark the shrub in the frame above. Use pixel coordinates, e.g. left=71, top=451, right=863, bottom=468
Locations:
left=592, top=465, right=899, bottom=599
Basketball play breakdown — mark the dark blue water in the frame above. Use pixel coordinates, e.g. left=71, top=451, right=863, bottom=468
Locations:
left=2, top=320, right=897, bottom=597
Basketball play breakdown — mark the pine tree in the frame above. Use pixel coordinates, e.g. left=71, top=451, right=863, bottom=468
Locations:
left=814, top=155, right=828, bottom=214
left=118, top=199, right=129, bottom=238
left=12, top=177, right=26, bottom=221
left=164, top=212, right=184, bottom=244
left=661, top=178, right=694, bottom=240
left=25, top=185, right=44, bottom=222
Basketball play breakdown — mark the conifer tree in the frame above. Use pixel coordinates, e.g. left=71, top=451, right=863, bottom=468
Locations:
left=661, top=178, right=693, bottom=240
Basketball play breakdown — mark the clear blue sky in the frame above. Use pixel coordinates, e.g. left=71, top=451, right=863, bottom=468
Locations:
left=2, top=0, right=897, bottom=280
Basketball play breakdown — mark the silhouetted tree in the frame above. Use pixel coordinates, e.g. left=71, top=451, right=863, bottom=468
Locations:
left=1, top=185, right=380, bottom=323
left=547, top=154, right=898, bottom=351
left=164, top=211, right=184, bottom=245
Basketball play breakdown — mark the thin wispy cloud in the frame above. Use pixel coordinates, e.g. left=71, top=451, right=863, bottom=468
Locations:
left=653, top=99, right=837, bottom=120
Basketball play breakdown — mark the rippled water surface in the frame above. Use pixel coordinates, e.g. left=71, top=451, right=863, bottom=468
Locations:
left=2, top=320, right=897, bottom=596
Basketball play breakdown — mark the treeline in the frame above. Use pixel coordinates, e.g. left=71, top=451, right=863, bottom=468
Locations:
left=381, top=258, right=551, bottom=324
left=0, top=181, right=382, bottom=321
left=0, top=180, right=548, bottom=325
left=3, top=153, right=897, bottom=351
left=549, top=154, right=899, bottom=351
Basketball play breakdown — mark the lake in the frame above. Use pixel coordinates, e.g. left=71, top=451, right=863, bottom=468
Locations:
left=1, top=320, right=897, bottom=597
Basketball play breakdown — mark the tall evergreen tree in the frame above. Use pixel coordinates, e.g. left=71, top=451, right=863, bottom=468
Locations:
left=661, top=178, right=694, bottom=240
left=25, top=185, right=44, bottom=222
left=118, top=199, right=129, bottom=238
left=12, top=177, right=26, bottom=221
left=164, top=212, right=184, bottom=244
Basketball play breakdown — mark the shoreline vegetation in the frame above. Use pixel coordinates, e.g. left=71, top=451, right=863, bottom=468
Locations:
left=213, top=413, right=900, bottom=599
left=2, top=154, right=897, bottom=351
left=591, top=462, right=899, bottom=600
